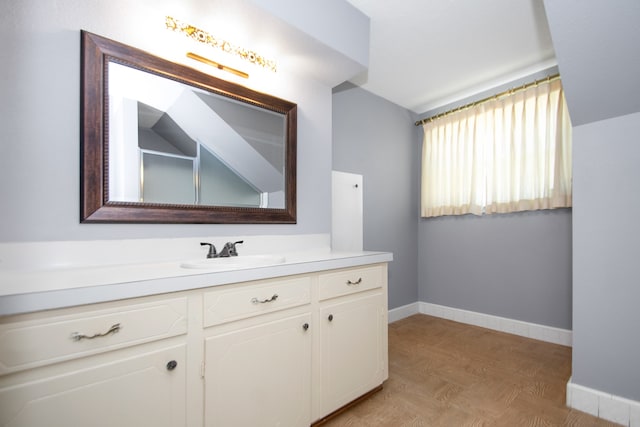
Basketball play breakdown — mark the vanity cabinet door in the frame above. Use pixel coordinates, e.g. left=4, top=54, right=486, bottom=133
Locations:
left=204, top=312, right=312, bottom=427
left=318, top=291, right=387, bottom=418
left=0, top=343, right=187, bottom=427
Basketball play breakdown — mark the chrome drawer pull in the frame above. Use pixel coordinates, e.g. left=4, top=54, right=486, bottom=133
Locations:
left=71, top=323, right=121, bottom=341
left=346, top=278, right=362, bottom=286
left=251, top=294, right=279, bottom=304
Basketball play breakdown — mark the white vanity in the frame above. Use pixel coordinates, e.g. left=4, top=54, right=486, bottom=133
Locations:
left=0, top=236, right=392, bottom=427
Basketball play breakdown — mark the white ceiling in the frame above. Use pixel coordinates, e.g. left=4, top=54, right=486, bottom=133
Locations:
left=345, top=0, right=557, bottom=114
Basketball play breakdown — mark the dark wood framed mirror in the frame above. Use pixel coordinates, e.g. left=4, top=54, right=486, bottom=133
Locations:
left=81, top=31, right=296, bottom=223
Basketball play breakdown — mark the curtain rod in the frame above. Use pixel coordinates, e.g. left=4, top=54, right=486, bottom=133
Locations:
left=414, top=73, right=561, bottom=127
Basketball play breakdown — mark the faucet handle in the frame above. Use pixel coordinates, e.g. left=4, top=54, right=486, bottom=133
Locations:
left=200, top=242, right=217, bottom=258
left=224, top=240, right=244, bottom=257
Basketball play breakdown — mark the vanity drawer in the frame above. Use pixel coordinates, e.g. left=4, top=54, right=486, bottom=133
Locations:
left=318, top=265, right=383, bottom=301
left=204, top=276, right=311, bottom=327
left=0, top=297, right=187, bottom=375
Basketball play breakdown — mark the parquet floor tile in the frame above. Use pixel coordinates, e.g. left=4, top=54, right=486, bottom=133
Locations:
left=321, top=314, right=620, bottom=427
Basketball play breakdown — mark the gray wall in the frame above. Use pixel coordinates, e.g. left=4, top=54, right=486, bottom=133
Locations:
left=543, top=0, right=640, bottom=126
left=419, top=210, right=572, bottom=329
left=332, top=84, right=420, bottom=310
left=332, top=82, right=573, bottom=328
left=571, top=112, right=640, bottom=400
left=544, top=0, right=640, bottom=402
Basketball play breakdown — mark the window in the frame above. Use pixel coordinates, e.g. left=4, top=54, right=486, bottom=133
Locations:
left=420, top=78, right=572, bottom=218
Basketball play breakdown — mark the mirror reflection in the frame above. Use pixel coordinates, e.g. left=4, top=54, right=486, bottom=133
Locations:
left=80, top=30, right=297, bottom=224
left=108, top=62, right=286, bottom=209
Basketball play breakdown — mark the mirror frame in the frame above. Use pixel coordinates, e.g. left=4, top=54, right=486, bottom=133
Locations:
left=80, top=30, right=297, bottom=223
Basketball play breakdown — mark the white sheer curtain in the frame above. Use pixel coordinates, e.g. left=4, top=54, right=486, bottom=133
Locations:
left=421, top=78, right=572, bottom=218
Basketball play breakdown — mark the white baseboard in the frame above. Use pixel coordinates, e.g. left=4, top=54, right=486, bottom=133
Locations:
left=567, top=377, right=640, bottom=426
left=388, top=302, right=420, bottom=323
left=419, top=302, right=572, bottom=347
left=388, top=301, right=572, bottom=347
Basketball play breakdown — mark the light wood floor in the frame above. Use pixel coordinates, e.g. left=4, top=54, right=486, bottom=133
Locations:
left=322, top=314, right=619, bottom=427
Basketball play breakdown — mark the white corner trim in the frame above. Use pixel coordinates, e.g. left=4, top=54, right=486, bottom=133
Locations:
left=388, top=302, right=420, bottom=323
left=416, top=301, right=572, bottom=347
left=567, top=377, right=640, bottom=426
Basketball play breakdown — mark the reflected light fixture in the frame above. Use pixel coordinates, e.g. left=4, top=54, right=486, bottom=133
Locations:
left=165, top=16, right=277, bottom=73
left=186, top=52, right=249, bottom=79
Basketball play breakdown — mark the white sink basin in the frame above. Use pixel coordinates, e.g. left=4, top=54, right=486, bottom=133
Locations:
left=180, top=255, right=286, bottom=270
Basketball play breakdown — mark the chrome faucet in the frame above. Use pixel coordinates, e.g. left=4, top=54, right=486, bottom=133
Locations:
left=219, top=240, right=244, bottom=257
left=200, top=240, right=244, bottom=258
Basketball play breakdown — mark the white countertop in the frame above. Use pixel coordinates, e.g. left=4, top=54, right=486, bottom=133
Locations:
left=0, top=250, right=392, bottom=316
